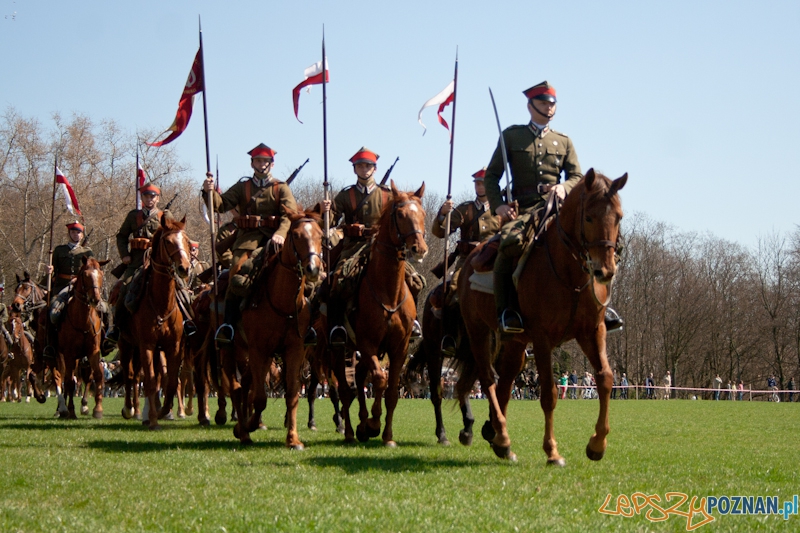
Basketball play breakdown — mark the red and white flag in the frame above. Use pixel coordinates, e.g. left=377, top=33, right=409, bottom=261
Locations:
left=55, top=167, right=81, bottom=216
left=292, top=59, right=329, bottom=123
left=148, top=48, right=204, bottom=147
left=135, top=160, right=147, bottom=210
left=418, top=80, right=455, bottom=135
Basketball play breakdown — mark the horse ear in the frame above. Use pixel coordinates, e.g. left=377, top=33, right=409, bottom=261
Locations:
left=15, top=274, right=20, bottom=284
left=584, top=168, right=596, bottom=190
left=607, top=173, right=628, bottom=197
left=98, top=259, right=111, bottom=267
left=24, top=271, right=30, bottom=281
left=310, top=202, right=322, bottom=215
left=414, top=182, right=425, bottom=199
left=180, top=215, right=187, bottom=225
left=81, top=256, right=88, bottom=266
left=160, top=213, right=168, bottom=228
left=390, top=179, right=399, bottom=197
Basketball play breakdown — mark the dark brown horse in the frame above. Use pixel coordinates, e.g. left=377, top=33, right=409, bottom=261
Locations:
left=56, top=256, right=110, bottom=419
left=1, top=312, right=34, bottom=402
left=228, top=207, right=323, bottom=447
left=333, top=181, right=427, bottom=446
left=10, top=273, right=49, bottom=404
left=118, top=215, right=191, bottom=430
left=457, top=169, right=626, bottom=463
left=303, top=313, right=344, bottom=433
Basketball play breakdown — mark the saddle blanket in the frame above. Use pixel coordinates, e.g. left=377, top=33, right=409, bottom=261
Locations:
left=468, top=270, right=494, bottom=295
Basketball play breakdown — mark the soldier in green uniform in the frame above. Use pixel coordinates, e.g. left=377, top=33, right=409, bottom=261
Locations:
left=46, top=221, right=95, bottom=295
left=201, top=143, right=298, bottom=344
left=486, top=81, right=622, bottom=334
left=105, top=182, right=173, bottom=344
left=321, top=147, right=423, bottom=346
left=186, top=241, right=210, bottom=294
left=214, top=215, right=238, bottom=270
left=0, top=284, right=12, bottom=346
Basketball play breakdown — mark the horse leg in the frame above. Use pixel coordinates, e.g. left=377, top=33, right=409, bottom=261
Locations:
left=307, top=365, right=318, bottom=431
left=185, top=367, right=194, bottom=417
left=333, top=347, right=357, bottom=443
left=576, top=331, right=612, bottom=461
left=382, top=342, right=408, bottom=447
left=283, top=343, right=305, bottom=450
left=158, top=342, right=182, bottom=421
left=354, top=354, right=378, bottom=441
left=368, top=357, right=388, bottom=437
left=52, top=356, right=68, bottom=418
left=80, top=364, right=91, bottom=416
left=194, top=350, right=210, bottom=427
left=63, top=356, right=78, bottom=420
left=531, top=338, right=565, bottom=467
left=428, top=344, right=449, bottom=445
left=328, top=376, right=344, bottom=433
left=246, top=350, right=270, bottom=436
left=490, top=339, right=527, bottom=459
left=90, top=349, right=104, bottom=419
left=139, top=347, right=161, bottom=430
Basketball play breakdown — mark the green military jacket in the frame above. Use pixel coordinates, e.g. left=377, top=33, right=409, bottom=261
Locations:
left=187, top=259, right=210, bottom=292
left=485, top=124, right=582, bottom=214
left=215, top=220, right=237, bottom=269
left=203, top=175, right=297, bottom=252
left=432, top=199, right=501, bottom=243
left=331, top=180, right=391, bottom=247
left=51, top=243, right=94, bottom=294
left=116, top=208, right=173, bottom=271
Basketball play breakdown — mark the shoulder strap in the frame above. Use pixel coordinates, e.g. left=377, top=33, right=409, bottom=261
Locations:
left=136, top=210, right=144, bottom=227
left=348, top=187, right=358, bottom=215
left=245, top=180, right=251, bottom=205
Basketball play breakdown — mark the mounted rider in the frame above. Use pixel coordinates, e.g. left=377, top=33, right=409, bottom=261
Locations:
left=321, top=147, right=424, bottom=346
left=486, top=81, right=623, bottom=334
left=105, top=182, right=174, bottom=345
left=186, top=240, right=210, bottom=294
left=0, top=284, right=12, bottom=346
left=201, top=143, right=299, bottom=345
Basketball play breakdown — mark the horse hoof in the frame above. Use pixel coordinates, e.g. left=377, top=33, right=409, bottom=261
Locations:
left=458, top=430, right=473, bottom=446
left=586, top=445, right=605, bottom=461
left=366, top=424, right=381, bottom=439
left=481, top=420, right=496, bottom=443
left=121, top=408, right=132, bottom=420
left=58, top=411, right=69, bottom=419
left=290, top=443, right=305, bottom=451
left=547, top=457, right=567, bottom=468
left=36, top=396, right=46, bottom=404
left=438, top=437, right=451, bottom=446
left=336, top=425, right=345, bottom=435
left=68, top=413, right=78, bottom=420
left=134, top=412, right=142, bottom=421
left=240, top=437, right=254, bottom=446
left=308, top=423, right=317, bottom=431
left=198, top=419, right=211, bottom=427
left=384, top=440, right=397, bottom=448
left=491, top=443, right=516, bottom=461
left=215, top=411, right=228, bottom=426
left=25, top=397, right=30, bottom=403
left=356, top=427, right=369, bottom=442
left=343, top=436, right=356, bottom=444
left=185, top=408, right=194, bottom=416
left=93, top=411, right=103, bottom=420
left=160, top=411, right=175, bottom=421
left=141, top=419, right=149, bottom=426
left=80, top=406, right=90, bottom=416
left=148, top=424, right=163, bottom=431
left=258, top=423, right=267, bottom=431
left=233, top=424, right=241, bottom=439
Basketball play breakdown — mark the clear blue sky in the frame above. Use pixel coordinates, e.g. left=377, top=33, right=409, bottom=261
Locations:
left=3, top=0, right=798, bottom=248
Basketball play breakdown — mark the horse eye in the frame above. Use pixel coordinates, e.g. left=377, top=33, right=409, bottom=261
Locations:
left=585, top=216, right=593, bottom=223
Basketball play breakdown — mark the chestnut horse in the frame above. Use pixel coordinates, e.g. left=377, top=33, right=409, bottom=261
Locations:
left=228, top=207, right=323, bottom=448
left=118, top=215, right=191, bottom=430
left=333, top=181, right=427, bottom=446
left=457, top=169, right=626, bottom=463
left=1, top=313, right=34, bottom=402
left=56, top=256, right=110, bottom=419
left=10, top=274, right=49, bottom=403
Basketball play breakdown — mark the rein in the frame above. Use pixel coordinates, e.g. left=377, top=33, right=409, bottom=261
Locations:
left=145, top=229, right=187, bottom=327
left=67, top=270, right=103, bottom=337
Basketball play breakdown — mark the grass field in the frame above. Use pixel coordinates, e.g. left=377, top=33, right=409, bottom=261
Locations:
left=0, top=396, right=798, bottom=532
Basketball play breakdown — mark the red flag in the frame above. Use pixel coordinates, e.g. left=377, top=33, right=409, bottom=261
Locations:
left=148, top=48, right=204, bottom=147
left=135, top=160, right=146, bottom=210
left=292, top=60, right=329, bottom=123
left=418, top=80, right=455, bottom=135
left=55, top=167, right=81, bottom=216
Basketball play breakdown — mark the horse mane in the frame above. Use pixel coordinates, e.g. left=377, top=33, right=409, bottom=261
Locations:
left=82, top=257, right=101, bottom=271
left=570, top=169, right=621, bottom=208
left=150, top=215, right=186, bottom=256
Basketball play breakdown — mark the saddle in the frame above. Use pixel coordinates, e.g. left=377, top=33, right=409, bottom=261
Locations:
left=471, top=235, right=501, bottom=273
left=230, top=247, right=275, bottom=299
left=49, top=285, right=72, bottom=326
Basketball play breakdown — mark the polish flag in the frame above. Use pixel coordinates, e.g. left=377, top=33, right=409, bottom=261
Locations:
left=292, top=59, right=329, bottom=123
left=418, top=80, right=455, bottom=135
left=135, top=160, right=146, bottom=210
left=55, top=167, right=81, bottom=216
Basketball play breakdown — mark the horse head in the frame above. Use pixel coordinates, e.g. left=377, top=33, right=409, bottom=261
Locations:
left=561, top=168, right=627, bottom=284
left=76, top=256, right=108, bottom=307
left=385, top=180, right=428, bottom=263
left=151, top=215, right=191, bottom=280
left=284, top=205, right=324, bottom=283
left=11, top=272, right=45, bottom=314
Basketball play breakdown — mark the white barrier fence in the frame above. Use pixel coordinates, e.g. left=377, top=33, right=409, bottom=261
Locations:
left=552, top=384, right=799, bottom=401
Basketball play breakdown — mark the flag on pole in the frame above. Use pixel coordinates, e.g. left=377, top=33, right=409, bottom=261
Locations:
left=148, top=48, right=204, bottom=147
left=135, top=160, right=146, bottom=210
left=292, top=59, right=329, bottom=123
left=418, top=80, right=455, bottom=135
left=55, top=167, right=81, bottom=216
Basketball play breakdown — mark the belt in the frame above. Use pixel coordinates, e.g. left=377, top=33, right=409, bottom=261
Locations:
left=57, top=273, right=76, bottom=280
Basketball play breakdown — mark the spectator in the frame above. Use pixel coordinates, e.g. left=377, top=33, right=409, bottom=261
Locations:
left=737, top=380, right=744, bottom=401
left=788, top=377, right=795, bottom=402
left=767, top=375, right=778, bottom=402
left=727, top=380, right=735, bottom=401
left=582, top=372, right=594, bottom=399
left=663, top=371, right=671, bottom=400
left=612, top=369, right=618, bottom=400
left=645, top=373, right=655, bottom=399
left=568, top=371, right=578, bottom=399
left=714, top=374, right=722, bottom=400
left=620, top=372, right=628, bottom=399
left=558, top=372, right=568, bottom=400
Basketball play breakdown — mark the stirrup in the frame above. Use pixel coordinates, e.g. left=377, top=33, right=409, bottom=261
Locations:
left=42, top=345, right=57, bottom=359
left=499, top=309, right=524, bottom=334
left=329, top=326, right=347, bottom=346
left=183, top=320, right=198, bottom=337
left=215, top=323, right=235, bottom=345
left=411, top=320, right=422, bottom=340
left=440, top=335, right=456, bottom=357
left=604, top=308, right=624, bottom=333
left=304, top=327, right=318, bottom=347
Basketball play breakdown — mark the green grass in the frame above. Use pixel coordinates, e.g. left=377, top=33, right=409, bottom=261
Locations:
left=0, top=397, right=798, bottom=532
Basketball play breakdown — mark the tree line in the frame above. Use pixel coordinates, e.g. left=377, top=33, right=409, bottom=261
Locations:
left=2, top=108, right=797, bottom=395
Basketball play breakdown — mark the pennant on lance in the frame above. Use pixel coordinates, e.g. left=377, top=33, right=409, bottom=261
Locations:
left=293, top=59, right=329, bottom=123
left=55, top=167, right=81, bottom=216
left=148, top=48, right=205, bottom=147
left=135, top=159, right=146, bottom=210
left=418, top=80, right=455, bottom=135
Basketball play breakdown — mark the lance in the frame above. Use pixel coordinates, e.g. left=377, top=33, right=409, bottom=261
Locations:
left=286, top=158, right=310, bottom=185
left=379, top=156, right=400, bottom=186
left=321, top=29, right=331, bottom=276
left=489, top=87, right=515, bottom=209
left=46, top=156, right=58, bottom=303
left=441, top=49, right=459, bottom=344
left=135, top=141, right=142, bottom=211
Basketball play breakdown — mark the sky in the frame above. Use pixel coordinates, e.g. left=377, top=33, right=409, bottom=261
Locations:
left=2, top=0, right=799, bottom=249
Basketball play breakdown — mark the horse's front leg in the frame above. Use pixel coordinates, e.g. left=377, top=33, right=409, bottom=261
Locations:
left=577, top=328, right=612, bottom=461
left=382, top=337, right=410, bottom=447
left=158, top=338, right=182, bottom=421
left=89, top=346, right=104, bottom=419
left=139, top=346, right=160, bottom=430
left=63, top=354, right=78, bottom=420
left=283, top=339, right=305, bottom=450
left=246, top=347, right=270, bottom=436
left=531, top=338, right=565, bottom=467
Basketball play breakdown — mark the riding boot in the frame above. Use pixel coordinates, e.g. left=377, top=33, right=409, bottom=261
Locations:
left=494, top=252, right=523, bottom=334
left=215, top=294, right=242, bottom=345
left=604, top=307, right=624, bottom=333
left=1, top=325, right=12, bottom=346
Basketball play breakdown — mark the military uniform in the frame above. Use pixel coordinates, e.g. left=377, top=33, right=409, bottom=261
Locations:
left=0, top=290, right=11, bottom=346
left=116, top=206, right=174, bottom=282
left=50, top=242, right=95, bottom=294
left=215, top=220, right=237, bottom=270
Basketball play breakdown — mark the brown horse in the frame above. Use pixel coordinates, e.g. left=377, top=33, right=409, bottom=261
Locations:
left=228, top=206, right=323, bottom=448
left=457, top=169, right=626, bottom=463
left=10, top=273, right=49, bottom=403
left=333, top=181, right=427, bottom=446
left=1, top=313, right=34, bottom=402
left=56, top=256, right=110, bottom=419
left=118, top=215, right=191, bottom=430
left=303, top=314, right=344, bottom=433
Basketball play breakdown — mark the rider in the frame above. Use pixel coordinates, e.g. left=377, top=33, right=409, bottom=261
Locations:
left=0, top=284, right=12, bottom=346
left=484, top=81, right=623, bottom=334
left=201, top=143, right=298, bottom=345
left=186, top=241, right=210, bottom=294
left=105, top=182, right=173, bottom=345
left=321, top=147, right=423, bottom=346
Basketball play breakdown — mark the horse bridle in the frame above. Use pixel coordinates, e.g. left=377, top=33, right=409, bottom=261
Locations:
left=13, top=281, right=46, bottom=314
left=150, top=228, right=190, bottom=279
left=277, top=217, right=322, bottom=279
left=376, top=200, right=426, bottom=260
left=75, top=268, right=102, bottom=308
